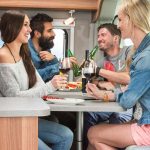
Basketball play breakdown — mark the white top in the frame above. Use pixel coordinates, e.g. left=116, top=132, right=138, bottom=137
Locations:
left=0, top=97, right=50, bottom=117
left=0, top=59, right=56, bottom=97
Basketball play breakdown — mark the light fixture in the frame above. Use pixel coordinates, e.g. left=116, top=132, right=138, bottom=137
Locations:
left=63, top=10, right=75, bottom=25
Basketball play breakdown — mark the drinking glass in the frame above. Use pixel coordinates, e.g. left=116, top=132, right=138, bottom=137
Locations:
left=59, top=57, right=71, bottom=90
left=59, top=57, right=71, bottom=74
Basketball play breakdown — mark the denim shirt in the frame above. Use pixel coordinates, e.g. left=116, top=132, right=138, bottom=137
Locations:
left=115, top=33, right=150, bottom=125
left=28, top=39, right=59, bottom=82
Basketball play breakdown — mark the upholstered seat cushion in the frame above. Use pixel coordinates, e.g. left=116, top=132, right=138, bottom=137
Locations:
left=125, top=145, right=150, bottom=150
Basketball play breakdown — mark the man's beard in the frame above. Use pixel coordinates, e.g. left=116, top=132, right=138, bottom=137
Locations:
left=99, top=43, right=113, bottom=52
left=38, top=36, right=54, bottom=51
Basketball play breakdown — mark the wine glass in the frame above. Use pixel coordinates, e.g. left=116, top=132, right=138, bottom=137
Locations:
left=83, top=60, right=96, bottom=83
left=59, top=57, right=71, bottom=74
left=59, top=57, right=71, bottom=90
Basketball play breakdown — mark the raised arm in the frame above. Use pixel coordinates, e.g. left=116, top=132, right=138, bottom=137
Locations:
left=97, top=69, right=130, bottom=84
left=0, top=66, right=55, bottom=97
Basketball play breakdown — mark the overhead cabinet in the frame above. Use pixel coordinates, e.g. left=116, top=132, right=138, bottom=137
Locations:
left=0, top=0, right=103, bottom=22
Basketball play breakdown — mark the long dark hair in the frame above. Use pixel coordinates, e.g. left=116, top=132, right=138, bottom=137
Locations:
left=0, top=10, right=37, bottom=88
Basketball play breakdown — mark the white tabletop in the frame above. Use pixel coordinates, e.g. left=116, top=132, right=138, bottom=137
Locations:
left=48, top=91, right=125, bottom=112
left=49, top=91, right=98, bottom=99
left=0, top=97, right=50, bottom=117
left=47, top=100, right=125, bottom=112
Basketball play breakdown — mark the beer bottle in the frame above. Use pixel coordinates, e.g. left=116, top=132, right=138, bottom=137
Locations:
left=89, top=45, right=99, bottom=60
left=67, top=49, right=81, bottom=77
left=80, top=45, right=99, bottom=69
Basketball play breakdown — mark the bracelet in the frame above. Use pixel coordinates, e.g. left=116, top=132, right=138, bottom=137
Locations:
left=103, top=91, right=109, bottom=102
left=96, top=67, right=101, bottom=76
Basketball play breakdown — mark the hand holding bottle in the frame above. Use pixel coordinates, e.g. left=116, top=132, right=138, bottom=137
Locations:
left=69, top=56, right=78, bottom=67
left=67, top=49, right=81, bottom=77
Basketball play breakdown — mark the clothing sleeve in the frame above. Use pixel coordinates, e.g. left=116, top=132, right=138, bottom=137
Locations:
left=38, top=61, right=59, bottom=82
left=97, top=56, right=105, bottom=68
left=115, top=55, right=150, bottom=109
left=124, top=46, right=133, bottom=60
left=0, top=67, right=56, bottom=97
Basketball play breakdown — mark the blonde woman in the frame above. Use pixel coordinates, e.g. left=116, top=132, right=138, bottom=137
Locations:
left=86, top=0, right=150, bottom=149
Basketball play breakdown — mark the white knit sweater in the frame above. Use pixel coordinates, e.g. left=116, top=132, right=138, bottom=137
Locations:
left=0, top=59, right=56, bottom=97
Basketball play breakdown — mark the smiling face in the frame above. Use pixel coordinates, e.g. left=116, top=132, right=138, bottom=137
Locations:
left=117, top=11, right=132, bottom=39
left=16, top=15, right=32, bottom=44
left=97, top=28, right=115, bottom=52
left=38, top=22, right=55, bottom=50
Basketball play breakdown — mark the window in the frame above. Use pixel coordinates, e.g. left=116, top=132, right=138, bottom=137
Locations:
left=52, top=19, right=75, bottom=59
left=51, top=29, right=65, bottom=60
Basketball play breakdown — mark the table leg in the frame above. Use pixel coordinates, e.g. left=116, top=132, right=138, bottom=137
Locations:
left=76, top=111, right=83, bottom=150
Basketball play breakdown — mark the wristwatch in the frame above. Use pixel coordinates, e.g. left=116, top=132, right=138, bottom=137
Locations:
left=96, top=67, right=101, bottom=76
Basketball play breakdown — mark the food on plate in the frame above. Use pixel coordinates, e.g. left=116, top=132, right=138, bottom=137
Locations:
left=65, top=82, right=82, bottom=90
left=42, top=95, right=63, bottom=100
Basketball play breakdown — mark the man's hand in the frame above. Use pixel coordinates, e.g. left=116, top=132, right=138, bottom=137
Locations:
left=51, top=75, right=68, bottom=89
left=69, top=57, right=77, bottom=64
left=69, top=57, right=78, bottom=68
left=39, top=51, right=55, bottom=61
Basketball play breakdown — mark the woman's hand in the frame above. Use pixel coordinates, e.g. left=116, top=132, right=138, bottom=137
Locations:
left=51, top=75, right=68, bottom=89
left=86, top=82, right=115, bottom=101
left=86, top=83, right=102, bottom=99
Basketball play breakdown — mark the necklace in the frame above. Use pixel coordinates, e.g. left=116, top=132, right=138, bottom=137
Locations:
left=5, top=44, right=17, bottom=63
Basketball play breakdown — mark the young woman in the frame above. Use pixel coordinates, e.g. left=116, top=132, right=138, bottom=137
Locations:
left=0, top=10, right=73, bottom=150
left=86, top=0, right=150, bottom=149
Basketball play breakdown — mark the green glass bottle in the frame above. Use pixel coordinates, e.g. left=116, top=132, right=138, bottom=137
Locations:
left=89, top=45, right=99, bottom=60
left=80, top=45, right=99, bottom=69
left=67, top=49, right=81, bottom=77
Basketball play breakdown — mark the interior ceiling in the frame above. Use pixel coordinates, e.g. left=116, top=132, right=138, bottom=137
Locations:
left=99, top=0, right=118, bottom=22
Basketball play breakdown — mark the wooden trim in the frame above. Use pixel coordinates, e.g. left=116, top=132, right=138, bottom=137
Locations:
left=92, top=0, right=104, bottom=23
left=0, top=0, right=98, bottom=10
left=0, top=0, right=103, bottom=22
left=0, top=117, right=38, bottom=150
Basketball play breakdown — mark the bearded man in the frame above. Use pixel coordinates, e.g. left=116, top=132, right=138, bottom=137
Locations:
left=28, top=13, right=77, bottom=131
left=29, top=13, right=76, bottom=82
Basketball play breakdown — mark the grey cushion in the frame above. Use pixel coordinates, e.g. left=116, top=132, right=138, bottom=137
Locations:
left=125, top=145, right=150, bottom=150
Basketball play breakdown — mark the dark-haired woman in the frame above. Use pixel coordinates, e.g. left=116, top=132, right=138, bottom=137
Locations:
left=0, top=10, right=73, bottom=150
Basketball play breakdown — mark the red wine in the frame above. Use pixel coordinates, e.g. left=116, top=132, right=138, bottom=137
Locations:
left=59, top=68, right=70, bottom=74
left=82, top=77, right=87, bottom=93
left=84, top=73, right=95, bottom=79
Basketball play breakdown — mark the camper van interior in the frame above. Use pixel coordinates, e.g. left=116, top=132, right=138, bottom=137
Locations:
left=0, top=0, right=133, bottom=64
left=1, top=1, right=147, bottom=150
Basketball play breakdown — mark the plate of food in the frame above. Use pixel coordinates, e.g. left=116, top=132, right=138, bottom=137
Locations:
left=43, top=96, right=85, bottom=105
left=59, top=82, right=82, bottom=92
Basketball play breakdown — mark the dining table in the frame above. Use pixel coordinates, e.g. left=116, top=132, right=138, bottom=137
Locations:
left=46, top=91, right=125, bottom=150
left=0, top=97, right=50, bottom=150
